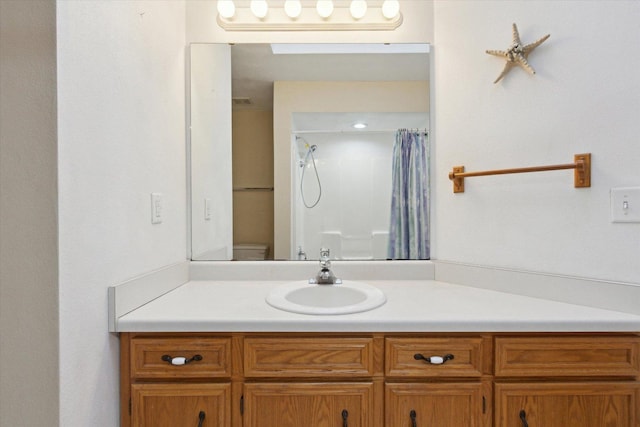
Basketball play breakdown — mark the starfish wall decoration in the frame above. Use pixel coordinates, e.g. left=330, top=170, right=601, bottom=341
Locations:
left=486, top=23, right=550, bottom=84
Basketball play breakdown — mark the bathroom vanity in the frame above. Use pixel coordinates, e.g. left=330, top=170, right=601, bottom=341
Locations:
left=115, top=278, right=640, bottom=427
left=120, top=331, right=639, bottom=427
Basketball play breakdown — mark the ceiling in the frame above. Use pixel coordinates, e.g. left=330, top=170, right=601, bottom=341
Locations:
left=291, top=112, right=429, bottom=133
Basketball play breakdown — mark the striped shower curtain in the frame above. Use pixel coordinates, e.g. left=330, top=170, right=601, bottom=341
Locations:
left=387, top=129, right=430, bottom=259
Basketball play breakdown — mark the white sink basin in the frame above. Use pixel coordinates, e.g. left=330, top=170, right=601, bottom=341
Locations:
left=266, top=280, right=386, bottom=315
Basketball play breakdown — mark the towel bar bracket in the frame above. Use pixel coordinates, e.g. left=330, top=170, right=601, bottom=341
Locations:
left=451, top=166, right=465, bottom=193
left=574, top=153, right=591, bottom=188
left=449, top=153, right=591, bottom=193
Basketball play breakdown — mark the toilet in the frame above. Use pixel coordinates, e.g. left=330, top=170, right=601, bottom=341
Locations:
left=233, top=243, right=269, bottom=260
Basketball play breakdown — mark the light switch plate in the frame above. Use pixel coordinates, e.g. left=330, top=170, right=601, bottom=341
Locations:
left=611, top=187, right=640, bottom=223
left=204, top=198, right=212, bottom=221
left=151, top=193, right=163, bottom=224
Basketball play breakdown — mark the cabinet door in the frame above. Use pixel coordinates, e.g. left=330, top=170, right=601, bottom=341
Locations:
left=243, top=382, right=373, bottom=427
left=386, top=382, right=488, bottom=427
left=131, top=383, right=230, bottom=427
left=496, top=382, right=639, bottom=427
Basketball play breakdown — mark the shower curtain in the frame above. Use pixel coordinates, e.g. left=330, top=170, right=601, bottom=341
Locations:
left=387, top=129, right=430, bottom=259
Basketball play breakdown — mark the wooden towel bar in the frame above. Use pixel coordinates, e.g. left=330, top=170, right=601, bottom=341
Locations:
left=448, top=153, right=591, bottom=193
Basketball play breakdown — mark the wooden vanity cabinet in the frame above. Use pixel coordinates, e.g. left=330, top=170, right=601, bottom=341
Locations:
left=120, top=332, right=639, bottom=427
left=496, top=382, right=639, bottom=427
left=385, top=336, right=493, bottom=427
left=241, top=336, right=381, bottom=427
left=243, top=382, right=375, bottom=427
left=120, top=333, right=234, bottom=427
left=131, top=383, right=230, bottom=427
left=494, top=335, right=640, bottom=427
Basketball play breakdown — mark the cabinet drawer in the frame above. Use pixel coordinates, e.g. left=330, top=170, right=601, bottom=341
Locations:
left=495, top=335, right=640, bottom=377
left=130, top=336, right=231, bottom=379
left=385, top=337, right=484, bottom=377
left=244, top=337, right=375, bottom=377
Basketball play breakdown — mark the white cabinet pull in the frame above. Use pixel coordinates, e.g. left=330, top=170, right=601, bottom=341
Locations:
left=161, top=354, right=203, bottom=365
left=413, top=353, right=454, bottom=365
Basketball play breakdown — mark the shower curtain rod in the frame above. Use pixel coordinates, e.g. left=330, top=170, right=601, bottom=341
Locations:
left=293, top=129, right=428, bottom=135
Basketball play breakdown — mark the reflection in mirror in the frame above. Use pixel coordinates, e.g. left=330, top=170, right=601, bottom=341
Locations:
left=291, top=112, right=428, bottom=261
left=189, top=43, right=430, bottom=261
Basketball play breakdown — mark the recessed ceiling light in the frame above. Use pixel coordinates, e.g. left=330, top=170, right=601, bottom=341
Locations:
left=353, top=122, right=368, bottom=129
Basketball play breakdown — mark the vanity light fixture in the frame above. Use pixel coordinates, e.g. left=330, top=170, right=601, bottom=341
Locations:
left=215, top=0, right=403, bottom=31
left=283, top=0, right=302, bottom=19
left=381, top=0, right=400, bottom=19
left=217, top=0, right=236, bottom=19
left=316, top=0, right=334, bottom=19
left=353, top=122, right=368, bottom=129
left=250, top=0, right=269, bottom=18
left=349, top=0, right=367, bottom=20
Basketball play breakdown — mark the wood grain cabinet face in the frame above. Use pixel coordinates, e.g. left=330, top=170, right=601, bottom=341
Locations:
left=385, top=337, right=484, bottom=377
left=495, top=382, right=640, bottom=427
left=386, top=382, right=487, bottom=427
left=242, top=382, right=374, bottom=427
left=244, top=337, right=375, bottom=378
left=121, top=332, right=640, bottom=427
left=131, top=383, right=230, bottom=427
left=130, top=336, right=232, bottom=379
left=495, top=335, right=640, bottom=377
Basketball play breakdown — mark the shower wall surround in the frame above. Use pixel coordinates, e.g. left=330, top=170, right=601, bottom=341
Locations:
left=294, top=132, right=394, bottom=260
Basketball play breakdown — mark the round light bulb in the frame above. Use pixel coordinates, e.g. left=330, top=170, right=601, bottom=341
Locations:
left=316, top=0, right=334, bottom=19
left=349, top=0, right=367, bottom=20
left=381, top=0, right=400, bottom=19
left=217, top=0, right=236, bottom=19
left=250, top=0, right=268, bottom=19
left=284, top=0, right=302, bottom=19
left=352, top=122, right=368, bottom=129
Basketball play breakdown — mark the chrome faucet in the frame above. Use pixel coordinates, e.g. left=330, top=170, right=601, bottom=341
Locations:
left=310, top=248, right=341, bottom=285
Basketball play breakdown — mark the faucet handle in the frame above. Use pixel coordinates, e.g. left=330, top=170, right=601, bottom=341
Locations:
left=319, top=248, right=331, bottom=269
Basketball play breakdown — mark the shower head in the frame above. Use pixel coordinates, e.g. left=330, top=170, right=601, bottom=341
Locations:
left=309, top=144, right=317, bottom=152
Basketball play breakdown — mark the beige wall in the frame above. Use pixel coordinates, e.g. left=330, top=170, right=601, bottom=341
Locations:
left=0, top=1, right=59, bottom=425
left=232, top=110, right=275, bottom=258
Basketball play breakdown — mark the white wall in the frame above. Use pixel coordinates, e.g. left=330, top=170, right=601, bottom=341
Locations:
left=56, top=1, right=186, bottom=425
left=432, top=1, right=640, bottom=284
left=0, top=1, right=59, bottom=425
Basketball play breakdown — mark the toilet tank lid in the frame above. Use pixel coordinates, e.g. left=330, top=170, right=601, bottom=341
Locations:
left=233, top=243, right=269, bottom=250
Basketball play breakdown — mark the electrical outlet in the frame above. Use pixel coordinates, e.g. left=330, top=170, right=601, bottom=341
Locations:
left=151, top=193, right=163, bottom=224
left=611, top=187, right=640, bottom=223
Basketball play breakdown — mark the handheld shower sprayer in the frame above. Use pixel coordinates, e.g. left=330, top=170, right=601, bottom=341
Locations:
left=298, top=139, right=322, bottom=208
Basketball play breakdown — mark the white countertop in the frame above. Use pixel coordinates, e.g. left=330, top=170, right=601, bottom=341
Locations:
left=116, top=280, right=640, bottom=332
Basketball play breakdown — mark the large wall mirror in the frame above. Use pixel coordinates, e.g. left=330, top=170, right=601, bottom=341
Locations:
left=190, top=43, right=430, bottom=261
